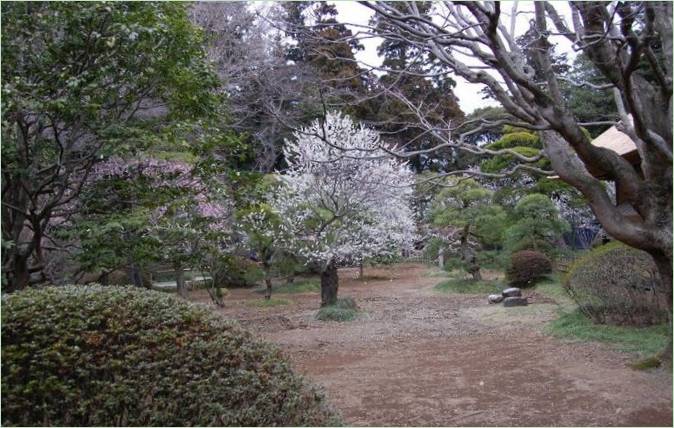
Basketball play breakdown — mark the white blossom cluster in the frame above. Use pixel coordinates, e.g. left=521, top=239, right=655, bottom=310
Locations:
left=269, top=111, right=417, bottom=269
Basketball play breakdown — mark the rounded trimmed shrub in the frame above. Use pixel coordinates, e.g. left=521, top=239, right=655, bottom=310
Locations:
left=564, top=242, right=668, bottom=326
left=1, top=285, right=340, bottom=426
left=506, top=250, right=552, bottom=288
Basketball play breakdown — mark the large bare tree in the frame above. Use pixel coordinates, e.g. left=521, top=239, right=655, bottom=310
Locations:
left=301, top=1, right=671, bottom=309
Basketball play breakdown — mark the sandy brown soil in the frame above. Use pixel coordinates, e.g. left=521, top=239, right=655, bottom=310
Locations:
left=190, top=263, right=672, bottom=426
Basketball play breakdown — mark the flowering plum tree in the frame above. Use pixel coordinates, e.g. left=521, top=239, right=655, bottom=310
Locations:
left=270, top=112, right=416, bottom=306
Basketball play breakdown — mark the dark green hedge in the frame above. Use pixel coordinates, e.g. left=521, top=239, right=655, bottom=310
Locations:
left=1, top=285, right=340, bottom=426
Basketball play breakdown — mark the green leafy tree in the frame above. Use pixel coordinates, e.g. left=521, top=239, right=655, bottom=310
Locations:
left=238, top=203, right=286, bottom=300
left=480, top=126, right=590, bottom=225
left=503, top=194, right=570, bottom=258
left=430, top=179, right=508, bottom=279
left=149, top=187, right=232, bottom=299
left=1, top=2, right=220, bottom=290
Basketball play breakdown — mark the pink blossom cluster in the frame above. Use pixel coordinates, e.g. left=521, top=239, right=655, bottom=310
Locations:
left=92, top=156, right=200, bottom=190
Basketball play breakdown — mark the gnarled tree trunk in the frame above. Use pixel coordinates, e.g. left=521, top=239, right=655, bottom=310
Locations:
left=320, top=262, right=338, bottom=307
left=460, top=224, right=482, bottom=281
left=264, top=278, right=273, bottom=300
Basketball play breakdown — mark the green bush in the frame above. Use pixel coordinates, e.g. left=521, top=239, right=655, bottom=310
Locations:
left=316, top=298, right=358, bottom=322
left=212, top=255, right=264, bottom=288
left=1, top=286, right=340, bottom=426
left=506, top=250, right=552, bottom=288
left=441, top=257, right=465, bottom=273
left=564, top=242, right=668, bottom=326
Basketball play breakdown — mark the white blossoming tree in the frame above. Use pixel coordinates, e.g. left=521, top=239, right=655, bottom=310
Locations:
left=270, top=112, right=417, bottom=306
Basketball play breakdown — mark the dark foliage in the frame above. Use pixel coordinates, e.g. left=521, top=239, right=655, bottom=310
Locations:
left=506, top=250, right=553, bottom=288
left=1, top=286, right=340, bottom=426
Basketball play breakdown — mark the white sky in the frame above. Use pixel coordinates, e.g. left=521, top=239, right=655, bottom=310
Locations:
left=332, top=1, right=576, bottom=114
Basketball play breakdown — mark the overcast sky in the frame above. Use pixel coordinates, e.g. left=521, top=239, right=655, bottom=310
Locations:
left=332, top=1, right=576, bottom=114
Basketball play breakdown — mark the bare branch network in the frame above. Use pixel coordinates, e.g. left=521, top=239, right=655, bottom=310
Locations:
left=276, top=1, right=671, bottom=283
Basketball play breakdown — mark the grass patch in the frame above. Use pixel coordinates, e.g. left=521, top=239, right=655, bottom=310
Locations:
left=424, top=268, right=450, bottom=278
left=316, top=297, right=358, bottom=322
left=547, top=309, right=671, bottom=357
left=245, top=297, right=292, bottom=308
left=434, top=278, right=504, bottom=294
left=273, top=279, right=320, bottom=294
left=534, top=274, right=575, bottom=307
left=254, top=278, right=320, bottom=295
left=628, top=356, right=663, bottom=370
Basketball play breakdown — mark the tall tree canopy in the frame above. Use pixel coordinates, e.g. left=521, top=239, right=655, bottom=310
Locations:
left=338, top=1, right=672, bottom=308
left=1, top=2, right=223, bottom=290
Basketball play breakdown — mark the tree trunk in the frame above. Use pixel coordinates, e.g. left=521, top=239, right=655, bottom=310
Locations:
left=175, top=265, right=187, bottom=298
left=9, top=255, right=30, bottom=292
left=286, top=274, right=295, bottom=285
left=127, top=261, right=143, bottom=288
left=650, top=250, right=673, bottom=365
left=320, top=262, right=338, bottom=307
left=460, top=225, right=481, bottom=281
left=264, top=278, right=273, bottom=300
left=438, top=247, right=444, bottom=269
left=359, top=262, right=364, bottom=280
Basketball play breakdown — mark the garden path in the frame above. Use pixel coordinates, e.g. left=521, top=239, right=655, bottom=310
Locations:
left=191, top=263, right=672, bottom=426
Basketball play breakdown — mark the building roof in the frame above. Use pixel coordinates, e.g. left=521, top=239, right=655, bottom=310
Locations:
left=591, top=125, right=637, bottom=156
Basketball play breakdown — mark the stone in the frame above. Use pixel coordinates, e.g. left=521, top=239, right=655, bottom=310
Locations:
left=502, top=287, right=522, bottom=298
left=503, top=296, right=528, bottom=307
left=488, top=294, right=504, bottom=304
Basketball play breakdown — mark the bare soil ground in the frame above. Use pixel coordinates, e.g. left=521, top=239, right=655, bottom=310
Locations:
left=190, top=263, right=672, bottom=426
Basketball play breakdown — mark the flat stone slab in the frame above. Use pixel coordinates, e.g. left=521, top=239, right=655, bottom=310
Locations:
left=502, top=287, right=522, bottom=298
left=488, top=294, right=504, bottom=304
left=503, top=296, right=528, bottom=307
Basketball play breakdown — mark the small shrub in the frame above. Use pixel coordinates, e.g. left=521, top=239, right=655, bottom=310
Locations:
left=316, top=298, right=358, bottom=322
left=212, top=255, right=264, bottom=288
left=441, top=257, right=465, bottom=273
left=434, top=278, right=504, bottom=294
left=506, top=250, right=552, bottom=288
left=1, top=285, right=340, bottom=426
left=564, top=242, right=668, bottom=326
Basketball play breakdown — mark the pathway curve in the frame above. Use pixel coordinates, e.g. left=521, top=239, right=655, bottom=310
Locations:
left=193, top=263, right=672, bottom=426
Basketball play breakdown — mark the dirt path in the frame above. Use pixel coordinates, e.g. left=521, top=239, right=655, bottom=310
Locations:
left=192, top=263, right=672, bottom=426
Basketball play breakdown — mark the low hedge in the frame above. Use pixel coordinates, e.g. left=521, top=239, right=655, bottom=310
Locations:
left=1, top=285, right=340, bottom=426
left=564, top=242, right=668, bottom=326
